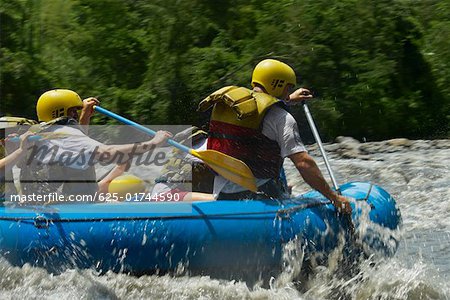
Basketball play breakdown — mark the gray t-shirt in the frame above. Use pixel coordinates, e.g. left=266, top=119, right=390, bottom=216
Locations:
left=32, top=126, right=103, bottom=170
left=214, top=105, right=307, bottom=195
left=261, top=105, right=307, bottom=158
left=19, top=125, right=103, bottom=197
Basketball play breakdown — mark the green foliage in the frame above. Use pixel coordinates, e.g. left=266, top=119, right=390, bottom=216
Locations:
left=1, top=0, right=448, bottom=139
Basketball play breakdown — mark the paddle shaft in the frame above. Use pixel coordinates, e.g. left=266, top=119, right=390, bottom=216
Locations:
left=6, top=135, right=43, bottom=143
left=302, top=101, right=356, bottom=234
left=94, top=106, right=257, bottom=191
left=94, top=106, right=191, bottom=154
left=302, top=101, right=340, bottom=192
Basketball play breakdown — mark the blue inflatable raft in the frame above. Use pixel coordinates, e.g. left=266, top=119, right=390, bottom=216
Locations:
left=0, top=182, right=401, bottom=279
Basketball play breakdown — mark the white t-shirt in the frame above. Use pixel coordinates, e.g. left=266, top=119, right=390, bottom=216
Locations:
left=213, top=105, right=307, bottom=196
left=31, top=126, right=103, bottom=170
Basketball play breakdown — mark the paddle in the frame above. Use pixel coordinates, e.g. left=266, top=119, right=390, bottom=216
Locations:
left=302, top=102, right=340, bottom=191
left=93, top=106, right=257, bottom=192
left=302, top=101, right=355, bottom=233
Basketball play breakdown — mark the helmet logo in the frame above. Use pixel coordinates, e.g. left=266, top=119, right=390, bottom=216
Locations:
left=271, top=79, right=285, bottom=90
left=52, top=108, right=65, bottom=119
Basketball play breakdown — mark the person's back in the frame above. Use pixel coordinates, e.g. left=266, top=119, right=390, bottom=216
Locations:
left=20, top=90, right=101, bottom=197
left=198, top=60, right=301, bottom=199
left=199, top=59, right=351, bottom=214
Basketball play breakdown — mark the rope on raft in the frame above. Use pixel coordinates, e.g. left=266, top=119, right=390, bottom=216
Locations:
left=0, top=185, right=375, bottom=223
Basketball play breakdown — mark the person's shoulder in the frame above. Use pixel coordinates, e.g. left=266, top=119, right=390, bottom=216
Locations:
left=264, top=105, right=296, bottom=124
left=54, top=125, right=101, bottom=146
left=265, top=104, right=284, bottom=116
left=57, top=125, right=87, bottom=135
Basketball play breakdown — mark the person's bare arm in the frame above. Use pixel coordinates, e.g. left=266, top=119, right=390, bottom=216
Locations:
left=97, top=161, right=131, bottom=193
left=0, top=148, right=25, bottom=171
left=94, top=130, right=172, bottom=163
left=78, top=97, right=100, bottom=128
left=287, top=88, right=313, bottom=104
left=182, top=192, right=215, bottom=202
left=288, top=151, right=351, bottom=214
left=0, top=132, right=36, bottom=171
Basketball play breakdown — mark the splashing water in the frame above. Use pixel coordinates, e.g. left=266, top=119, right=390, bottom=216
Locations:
left=1, top=141, right=449, bottom=299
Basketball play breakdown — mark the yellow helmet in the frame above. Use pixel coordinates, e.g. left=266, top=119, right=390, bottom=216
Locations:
left=36, top=89, right=83, bottom=122
left=108, top=174, right=146, bottom=198
left=251, top=59, right=296, bottom=98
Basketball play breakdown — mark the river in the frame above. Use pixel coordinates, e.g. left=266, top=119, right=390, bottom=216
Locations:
left=1, top=138, right=449, bottom=299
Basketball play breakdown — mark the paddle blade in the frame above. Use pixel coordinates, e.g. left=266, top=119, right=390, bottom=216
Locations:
left=191, top=149, right=257, bottom=192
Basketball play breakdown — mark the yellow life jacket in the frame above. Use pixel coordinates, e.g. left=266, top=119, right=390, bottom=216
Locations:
left=0, top=117, right=38, bottom=129
left=199, top=86, right=284, bottom=179
left=198, top=86, right=280, bottom=129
